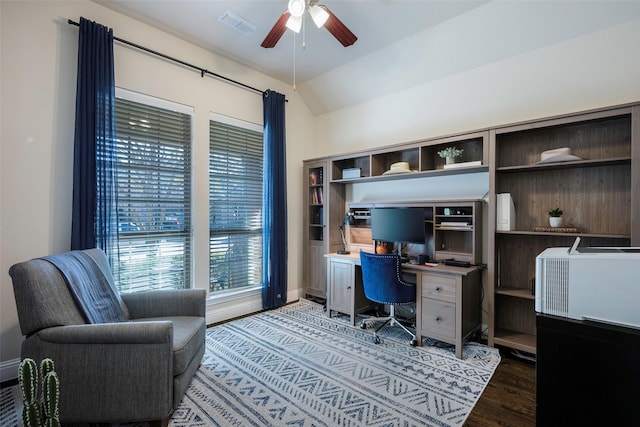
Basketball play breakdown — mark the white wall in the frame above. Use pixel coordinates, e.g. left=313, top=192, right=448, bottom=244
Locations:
left=0, top=0, right=314, bottom=380
left=313, top=15, right=640, bottom=156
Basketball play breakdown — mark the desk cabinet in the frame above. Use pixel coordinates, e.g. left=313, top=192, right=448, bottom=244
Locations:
left=328, top=258, right=353, bottom=316
left=326, top=257, right=371, bottom=325
left=417, top=269, right=481, bottom=359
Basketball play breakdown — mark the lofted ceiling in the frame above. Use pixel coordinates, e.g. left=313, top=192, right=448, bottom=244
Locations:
left=96, top=1, right=640, bottom=115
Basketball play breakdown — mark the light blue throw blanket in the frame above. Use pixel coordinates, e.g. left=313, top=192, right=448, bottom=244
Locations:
left=42, top=251, right=127, bottom=324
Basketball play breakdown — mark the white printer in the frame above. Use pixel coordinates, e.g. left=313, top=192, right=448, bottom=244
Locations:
left=535, top=237, right=640, bottom=328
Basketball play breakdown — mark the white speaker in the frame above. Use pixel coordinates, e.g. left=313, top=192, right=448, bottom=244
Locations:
left=496, top=193, right=516, bottom=231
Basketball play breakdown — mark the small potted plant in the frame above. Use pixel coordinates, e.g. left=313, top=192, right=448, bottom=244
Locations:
left=437, top=146, right=464, bottom=165
left=548, top=207, right=563, bottom=227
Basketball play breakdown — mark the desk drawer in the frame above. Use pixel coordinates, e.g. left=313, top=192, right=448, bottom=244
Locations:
left=421, top=298, right=456, bottom=339
left=421, top=274, right=456, bottom=302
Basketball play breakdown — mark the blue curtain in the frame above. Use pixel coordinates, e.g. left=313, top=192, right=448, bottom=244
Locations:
left=262, top=90, right=288, bottom=310
left=71, top=17, right=118, bottom=261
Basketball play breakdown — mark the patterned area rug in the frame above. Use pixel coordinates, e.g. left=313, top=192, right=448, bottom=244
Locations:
left=0, top=300, right=500, bottom=427
left=172, top=300, right=499, bottom=426
left=0, top=385, right=21, bottom=426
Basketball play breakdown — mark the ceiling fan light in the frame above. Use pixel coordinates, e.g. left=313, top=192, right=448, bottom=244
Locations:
left=309, top=5, right=329, bottom=28
left=287, top=0, right=306, bottom=17
left=286, top=15, right=302, bottom=33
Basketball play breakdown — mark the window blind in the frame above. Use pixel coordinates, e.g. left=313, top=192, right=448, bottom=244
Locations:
left=209, top=118, right=263, bottom=293
left=112, top=95, right=192, bottom=293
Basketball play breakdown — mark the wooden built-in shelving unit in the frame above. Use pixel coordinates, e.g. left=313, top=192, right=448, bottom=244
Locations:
left=330, top=131, right=488, bottom=183
left=302, top=102, right=640, bottom=356
left=488, top=104, right=640, bottom=355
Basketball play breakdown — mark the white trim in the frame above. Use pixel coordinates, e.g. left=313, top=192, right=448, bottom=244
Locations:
left=0, top=358, right=20, bottom=382
left=210, top=111, right=262, bottom=133
left=205, top=288, right=302, bottom=325
left=206, top=295, right=263, bottom=325
left=116, top=87, right=194, bottom=115
left=209, top=285, right=262, bottom=304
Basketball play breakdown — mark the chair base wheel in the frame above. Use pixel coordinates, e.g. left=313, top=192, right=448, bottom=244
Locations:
left=410, top=339, right=417, bottom=347
left=373, top=336, right=381, bottom=344
left=360, top=322, right=367, bottom=329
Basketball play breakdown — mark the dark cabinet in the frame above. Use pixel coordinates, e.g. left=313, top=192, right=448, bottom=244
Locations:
left=536, top=314, right=640, bottom=426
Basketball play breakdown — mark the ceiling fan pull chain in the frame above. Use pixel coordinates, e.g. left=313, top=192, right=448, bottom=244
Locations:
left=292, top=32, right=297, bottom=91
left=302, top=14, right=306, bottom=49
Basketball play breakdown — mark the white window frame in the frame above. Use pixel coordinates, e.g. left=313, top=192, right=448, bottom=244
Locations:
left=112, top=87, right=195, bottom=291
left=208, top=112, right=263, bottom=302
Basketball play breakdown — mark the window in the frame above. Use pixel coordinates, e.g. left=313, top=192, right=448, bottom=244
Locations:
left=112, top=89, right=193, bottom=292
left=209, top=114, right=263, bottom=294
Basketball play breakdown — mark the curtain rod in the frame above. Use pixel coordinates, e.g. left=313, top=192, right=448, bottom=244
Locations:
left=67, top=19, right=283, bottom=100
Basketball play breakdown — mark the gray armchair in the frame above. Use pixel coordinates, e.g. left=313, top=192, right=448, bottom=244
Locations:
left=9, top=248, right=206, bottom=426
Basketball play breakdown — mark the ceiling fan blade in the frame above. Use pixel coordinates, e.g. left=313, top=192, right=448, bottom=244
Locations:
left=322, top=6, right=357, bottom=47
left=261, top=11, right=290, bottom=48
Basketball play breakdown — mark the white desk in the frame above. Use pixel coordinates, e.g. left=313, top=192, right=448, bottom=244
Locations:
left=325, top=252, right=482, bottom=359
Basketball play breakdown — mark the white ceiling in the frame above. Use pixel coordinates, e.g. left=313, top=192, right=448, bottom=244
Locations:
left=96, top=1, right=640, bottom=115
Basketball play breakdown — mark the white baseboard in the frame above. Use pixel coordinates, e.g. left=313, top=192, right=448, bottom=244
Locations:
left=0, top=358, right=20, bottom=383
left=206, top=287, right=303, bottom=325
left=206, top=297, right=262, bottom=325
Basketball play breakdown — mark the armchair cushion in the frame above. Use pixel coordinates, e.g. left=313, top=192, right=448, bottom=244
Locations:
left=132, top=316, right=205, bottom=376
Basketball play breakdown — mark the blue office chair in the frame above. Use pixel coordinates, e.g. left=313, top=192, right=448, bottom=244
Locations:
left=359, top=251, right=417, bottom=346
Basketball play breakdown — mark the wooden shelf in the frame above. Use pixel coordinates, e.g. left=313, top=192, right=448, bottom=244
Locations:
left=329, top=130, right=488, bottom=183
left=496, top=157, right=630, bottom=173
left=496, top=287, right=535, bottom=300
left=330, top=165, right=488, bottom=184
left=496, top=230, right=631, bottom=239
left=345, top=200, right=482, bottom=265
left=494, top=329, right=537, bottom=354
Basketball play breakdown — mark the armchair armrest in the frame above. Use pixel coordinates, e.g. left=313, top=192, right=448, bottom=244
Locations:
left=36, top=321, right=173, bottom=344
left=23, top=323, right=174, bottom=423
left=122, top=288, right=206, bottom=319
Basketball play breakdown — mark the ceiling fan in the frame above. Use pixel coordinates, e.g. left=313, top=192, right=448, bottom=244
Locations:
left=261, top=0, right=357, bottom=48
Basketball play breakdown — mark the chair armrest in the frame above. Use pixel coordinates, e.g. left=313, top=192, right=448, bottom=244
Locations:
left=122, top=289, right=206, bottom=319
left=23, top=323, right=174, bottom=423
left=36, top=321, right=173, bottom=344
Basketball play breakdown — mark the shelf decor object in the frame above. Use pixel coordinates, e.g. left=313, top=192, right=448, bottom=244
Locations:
left=547, top=208, right=563, bottom=228
left=437, top=146, right=464, bottom=165
left=443, top=160, right=482, bottom=170
left=533, top=226, right=580, bottom=233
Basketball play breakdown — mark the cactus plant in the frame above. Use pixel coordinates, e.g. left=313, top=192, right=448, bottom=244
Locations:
left=18, top=358, right=60, bottom=427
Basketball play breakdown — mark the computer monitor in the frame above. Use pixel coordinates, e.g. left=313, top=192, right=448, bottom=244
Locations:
left=371, top=207, right=425, bottom=256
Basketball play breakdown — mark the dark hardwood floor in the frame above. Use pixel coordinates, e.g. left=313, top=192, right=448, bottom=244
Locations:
left=465, top=349, right=536, bottom=426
